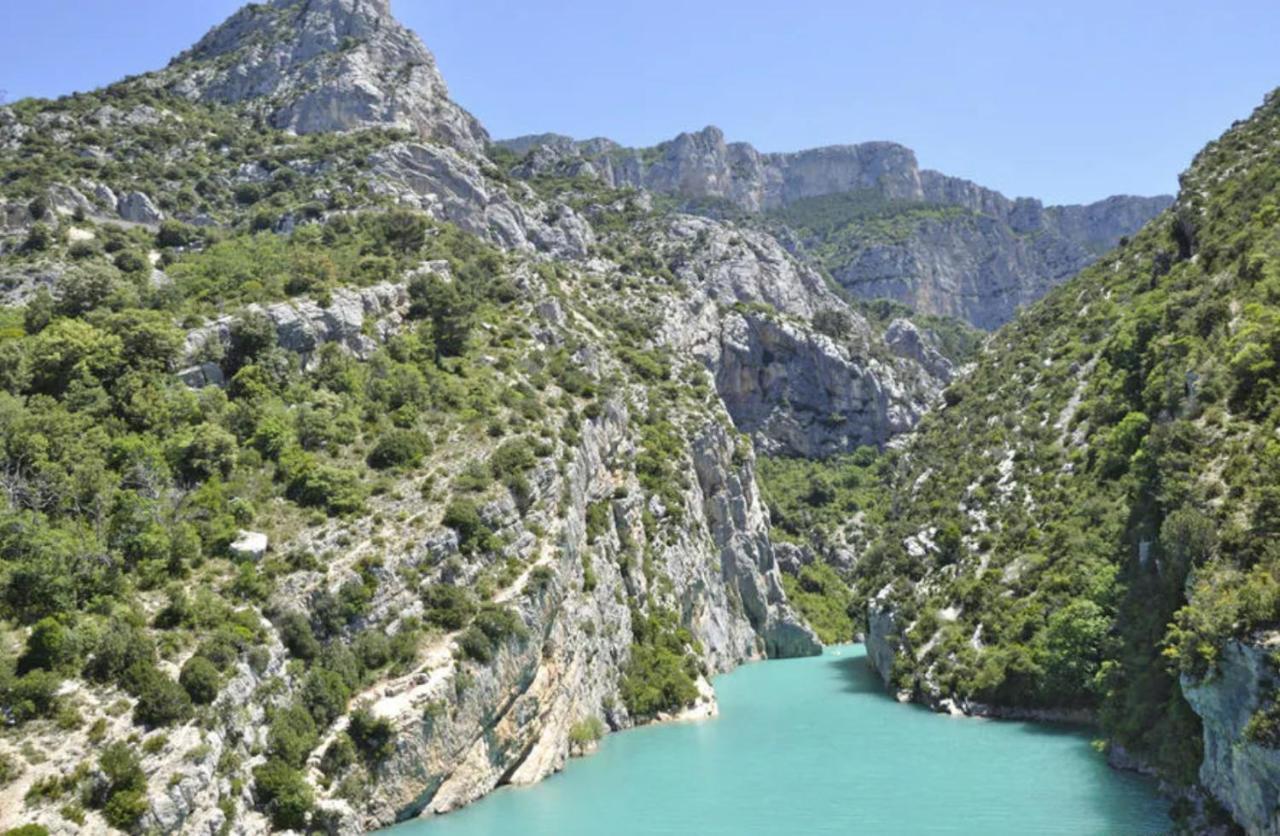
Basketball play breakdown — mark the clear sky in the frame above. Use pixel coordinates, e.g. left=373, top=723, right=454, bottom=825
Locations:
left=2, top=1, right=1278, bottom=205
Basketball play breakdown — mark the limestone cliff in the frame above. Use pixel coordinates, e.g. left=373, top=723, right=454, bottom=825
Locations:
left=166, top=0, right=489, bottom=154
left=1182, top=635, right=1280, bottom=836
left=499, top=127, right=1170, bottom=328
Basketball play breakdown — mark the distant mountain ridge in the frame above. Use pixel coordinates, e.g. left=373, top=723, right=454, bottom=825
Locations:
left=498, top=127, right=1171, bottom=328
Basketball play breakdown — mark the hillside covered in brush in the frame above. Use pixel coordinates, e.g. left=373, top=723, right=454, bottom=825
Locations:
left=859, top=90, right=1280, bottom=833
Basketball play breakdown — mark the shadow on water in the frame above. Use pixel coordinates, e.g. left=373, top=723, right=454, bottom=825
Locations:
left=829, top=652, right=888, bottom=695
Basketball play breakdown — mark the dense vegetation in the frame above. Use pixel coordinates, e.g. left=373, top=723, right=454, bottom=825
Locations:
left=855, top=90, right=1280, bottom=784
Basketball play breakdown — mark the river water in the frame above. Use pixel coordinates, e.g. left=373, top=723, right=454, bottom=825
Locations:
left=382, top=645, right=1169, bottom=835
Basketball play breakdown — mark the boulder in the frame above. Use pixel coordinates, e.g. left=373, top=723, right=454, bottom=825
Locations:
left=118, top=191, right=164, bottom=223
left=230, top=530, right=269, bottom=562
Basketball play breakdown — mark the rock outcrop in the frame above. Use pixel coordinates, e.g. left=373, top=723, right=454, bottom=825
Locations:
left=168, top=0, right=489, bottom=154
left=499, top=127, right=1170, bottom=328
left=632, top=213, right=948, bottom=458
left=1182, top=635, right=1280, bottom=836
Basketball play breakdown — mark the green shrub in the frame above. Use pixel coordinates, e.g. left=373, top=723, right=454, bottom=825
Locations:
left=319, top=734, right=356, bottom=778
left=129, top=664, right=193, bottom=728
left=301, top=668, right=351, bottom=727
left=568, top=716, right=606, bottom=747
left=422, top=584, right=476, bottom=630
left=268, top=703, right=319, bottom=768
left=0, top=669, right=62, bottom=723
left=92, top=743, right=146, bottom=830
left=366, top=429, right=428, bottom=470
left=459, top=604, right=527, bottom=663
left=18, top=618, right=76, bottom=674
left=441, top=498, right=495, bottom=554
left=179, top=656, right=221, bottom=705
left=276, top=611, right=320, bottom=661
left=347, top=705, right=395, bottom=764
left=252, top=758, right=313, bottom=830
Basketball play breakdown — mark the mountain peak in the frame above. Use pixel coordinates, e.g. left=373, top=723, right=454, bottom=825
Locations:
left=166, top=0, right=488, bottom=153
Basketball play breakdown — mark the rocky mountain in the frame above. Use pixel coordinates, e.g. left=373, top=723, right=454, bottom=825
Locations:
left=854, top=89, right=1280, bottom=833
left=0, top=1, right=962, bottom=834
left=498, top=127, right=1170, bottom=328
left=164, top=0, right=488, bottom=154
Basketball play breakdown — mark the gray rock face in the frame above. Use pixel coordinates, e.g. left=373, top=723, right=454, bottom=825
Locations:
left=638, top=214, right=947, bottom=458
left=168, top=0, right=488, bottom=155
left=294, top=402, right=816, bottom=832
left=183, top=280, right=411, bottom=375
left=504, top=126, right=923, bottom=212
left=865, top=584, right=902, bottom=689
left=713, top=312, right=925, bottom=457
left=500, top=128, right=1170, bottom=328
left=370, top=142, right=593, bottom=257
left=117, top=190, right=164, bottom=224
left=1182, top=635, right=1280, bottom=836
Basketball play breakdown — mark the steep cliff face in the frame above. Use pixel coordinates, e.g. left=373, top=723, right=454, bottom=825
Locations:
left=499, top=127, right=1169, bottom=328
left=1182, top=635, right=1280, bottom=836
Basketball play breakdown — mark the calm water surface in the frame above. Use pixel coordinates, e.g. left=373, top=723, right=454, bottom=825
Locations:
left=383, top=645, right=1169, bottom=835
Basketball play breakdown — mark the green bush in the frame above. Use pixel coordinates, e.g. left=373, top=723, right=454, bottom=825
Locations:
left=268, top=703, right=319, bottom=769
left=459, top=604, right=528, bottom=663
left=301, top=668, right=351, bottom=727
left=0, top=669, right=62, bottom=723
left=422, top=584, right=477, bottom=630
left=129, top=664, right=193, bottom=728
left=252, top=758, right=313, bottom=830
left=366, top=429, right=428, bottom=470
left=179, top=656, right=221, bottom=705
left=319, top=734, right=356, bottom=778
left=568, top=716, right=606, bottom=747
left=18, top=618, right=76, bottom=674
left=441, top=498, right=495, bottom=555
left=347, top=705, right=395, bottom=763
left=92, top=743, right=146, bottom=830
left=276, top=611, right=321, bottom=661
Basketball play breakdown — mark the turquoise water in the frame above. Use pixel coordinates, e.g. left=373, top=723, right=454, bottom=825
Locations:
left=384, top=646, right=1170, bottom=835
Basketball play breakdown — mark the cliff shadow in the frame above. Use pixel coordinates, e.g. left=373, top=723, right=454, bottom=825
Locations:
left=830, top=652, right=887, bottom=695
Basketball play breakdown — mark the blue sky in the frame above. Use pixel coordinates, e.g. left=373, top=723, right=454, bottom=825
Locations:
left=2, top=1, right=1278, bottom=205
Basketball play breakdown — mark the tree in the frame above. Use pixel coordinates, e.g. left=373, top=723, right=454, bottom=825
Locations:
left=300, top=668, right=350, bottom=727
left=22, top=288, right=53, bottom=335
left=441, top=498, right=493, bottom=554
left=103, top=310, right=184, bottom=371
left=27, top=319, right=123, bottom=394
left=376, top=210, right=428, bottom=256
left=227, top=310, right=277, bottom=372
left=813, top=308, right=853, bottom=339
left=180, top=423, right=238, bottom=481
left=408, top=273, right=474, bottom=359
left=366, top=429, right=428, bottom=470
left=422, top=584, right=476, bottom=630
left=22, top=224, right=53, bottom=253
left=276, top=611, right=320, bottom=661
left=1036, top=599, right=1111, bottom=705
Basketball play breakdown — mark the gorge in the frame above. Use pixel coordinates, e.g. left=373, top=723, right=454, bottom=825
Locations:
left=0, top=1, right=1275, bottom=835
